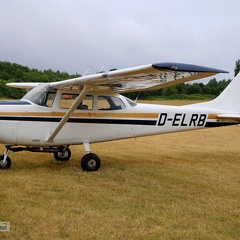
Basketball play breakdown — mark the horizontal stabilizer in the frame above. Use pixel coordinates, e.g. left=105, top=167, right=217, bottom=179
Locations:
left=217, top=114, right=240, bottom=119
left=6, top=82, right=40, bottom=90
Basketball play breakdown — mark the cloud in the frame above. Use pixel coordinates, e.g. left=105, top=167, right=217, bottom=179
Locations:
left=0, top=0, right=239, bottom=79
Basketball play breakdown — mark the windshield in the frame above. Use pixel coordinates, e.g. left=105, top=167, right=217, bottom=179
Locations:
left=22, top=83, right=56, bottom=106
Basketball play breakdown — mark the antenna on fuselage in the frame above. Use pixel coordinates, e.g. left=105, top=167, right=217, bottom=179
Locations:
left=97, top=64, right=106, bottom=73
left=82, top=66, right=91, bottom=77
left=135, top=91, right=141, bottom=102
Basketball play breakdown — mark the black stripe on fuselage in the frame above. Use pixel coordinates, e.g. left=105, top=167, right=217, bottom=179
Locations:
left=0, top=100, right=31, bottom=105
left=0, top=116, right=157, bottom=125
left=205, top=122, right=239, bottom=127
left=0, top=116, right=238, bottom=127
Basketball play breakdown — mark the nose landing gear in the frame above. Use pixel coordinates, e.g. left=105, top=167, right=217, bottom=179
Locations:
left=0, top=147, right=11, bottom=169
left=0, top=156, right=11, bottom=169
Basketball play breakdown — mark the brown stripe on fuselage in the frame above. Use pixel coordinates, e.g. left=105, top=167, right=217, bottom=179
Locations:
left=0, top=112, right=159, bottom=119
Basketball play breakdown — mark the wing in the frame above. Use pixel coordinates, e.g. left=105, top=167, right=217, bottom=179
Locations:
left=7, top=62, right=228, bottom=93
left=49, top=62, right=228, bottom=93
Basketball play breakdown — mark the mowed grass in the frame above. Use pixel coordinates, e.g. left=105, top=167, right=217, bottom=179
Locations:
left=1, top=100, right=240, bottom=239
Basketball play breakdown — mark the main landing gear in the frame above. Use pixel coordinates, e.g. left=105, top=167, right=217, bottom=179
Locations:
left=81, top=153, right=101, bottom=171
left=80, top=143, right=101, bottom=171
left=54, top=145, right=101, bottom=171
left=0, top=144, right=101, bottom=171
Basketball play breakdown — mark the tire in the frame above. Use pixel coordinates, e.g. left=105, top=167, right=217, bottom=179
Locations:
left=81, top=153, right=101, bottom=171
left=0, top=155, right=12, bottom=169
left=54, top=148, right=71, bottom=161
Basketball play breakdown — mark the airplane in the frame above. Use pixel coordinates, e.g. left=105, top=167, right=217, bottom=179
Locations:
left=0, top=61, right=238, bottom=171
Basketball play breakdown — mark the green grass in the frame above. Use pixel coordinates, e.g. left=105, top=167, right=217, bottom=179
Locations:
left=0, top=100, right=240, bottom=239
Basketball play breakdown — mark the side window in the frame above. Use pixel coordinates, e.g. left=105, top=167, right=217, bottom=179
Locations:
left=98, top=96, right=126, bottom=110
left=60, top=94, right=93, bottom=110
left=78, top=95, right=93, bottom=110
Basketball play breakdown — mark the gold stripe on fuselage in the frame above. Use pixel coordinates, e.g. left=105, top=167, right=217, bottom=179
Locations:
left=0, top=112, right=159, bottom=119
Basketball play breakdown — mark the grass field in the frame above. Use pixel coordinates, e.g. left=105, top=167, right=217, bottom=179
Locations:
left=0, top=100, right=240, bottom=239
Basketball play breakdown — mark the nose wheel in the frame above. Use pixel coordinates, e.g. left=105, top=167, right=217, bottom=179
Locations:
left=0, top=155, right=11, bottom=169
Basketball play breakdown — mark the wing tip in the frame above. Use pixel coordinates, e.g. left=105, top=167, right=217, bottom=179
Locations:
left=152, top=62, right=229, bottom=74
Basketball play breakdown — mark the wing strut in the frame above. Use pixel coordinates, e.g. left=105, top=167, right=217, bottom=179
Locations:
left=45, top=84, right=91, bottom=142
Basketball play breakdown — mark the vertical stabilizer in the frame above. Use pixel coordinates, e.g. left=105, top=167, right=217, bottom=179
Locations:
left=193, top=73, right=240, bottom=112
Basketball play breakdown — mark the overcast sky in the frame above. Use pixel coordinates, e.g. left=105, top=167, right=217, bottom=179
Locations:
left=1, top=0, right=239, bottom=81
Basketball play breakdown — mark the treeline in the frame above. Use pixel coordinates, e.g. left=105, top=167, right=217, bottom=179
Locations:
left=124, top=78, right=231, bottom=100
left=0, top=61, right=232, bottom=100
left=0, top=61, right=80, bottom=99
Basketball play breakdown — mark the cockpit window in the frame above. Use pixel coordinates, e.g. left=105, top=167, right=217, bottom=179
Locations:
left=22, top=84, right=56, bottom=107
left=98, top=96, right=126, bottom=110
left=46, top=92, right=56, bottom=107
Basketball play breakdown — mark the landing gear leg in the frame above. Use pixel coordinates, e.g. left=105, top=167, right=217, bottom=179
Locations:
left=81, top=143, right=101, bottom=171
left=0, top=147, right=12, bottom=169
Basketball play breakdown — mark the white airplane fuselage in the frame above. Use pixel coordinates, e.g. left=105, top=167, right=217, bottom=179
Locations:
left=0, top=92, right=235, bottom=147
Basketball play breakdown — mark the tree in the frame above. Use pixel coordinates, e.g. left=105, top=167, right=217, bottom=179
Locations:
left=234, top=59, right=240, bottom=77
left=0, top=61, right=81, bottom=99
left=186, top=83, right=202, bottom=95
left=205, top=78, right=218, bottom=95
left=161, top=86, right=178, bottom=97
